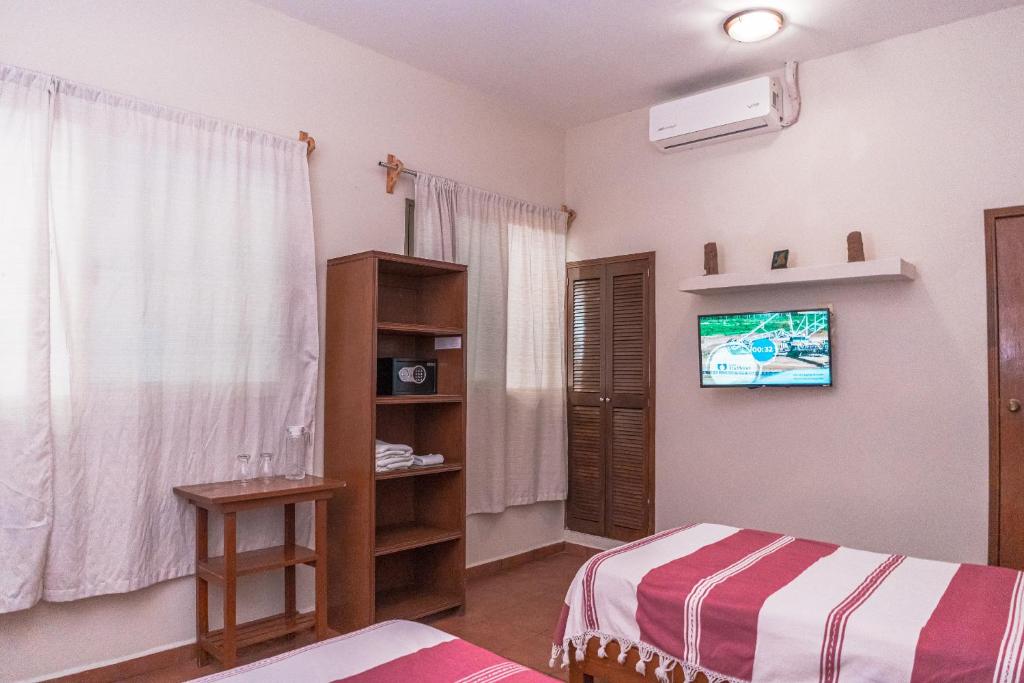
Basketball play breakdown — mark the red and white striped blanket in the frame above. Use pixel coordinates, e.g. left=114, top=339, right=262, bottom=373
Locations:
left=193, top=619, right=556, bottom=682
left=552, top=523, right=1024, bottom=683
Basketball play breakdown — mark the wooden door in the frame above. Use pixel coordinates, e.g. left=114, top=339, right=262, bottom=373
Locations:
left=566, top=264, right=607, bottom=536
left=988, top=206, right=1024, bottom=568
left=566, top=253, right=654, bottom=541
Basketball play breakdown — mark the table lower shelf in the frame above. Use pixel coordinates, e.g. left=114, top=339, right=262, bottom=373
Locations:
left=198, top=545, right=317, bottom=583
left=200, top=611, right=315, bottom=659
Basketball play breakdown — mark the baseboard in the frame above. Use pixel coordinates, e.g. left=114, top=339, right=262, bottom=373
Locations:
left=466, top=541, right=567, bottom=579
left=41, top=607, right=317, bottom=683
left=44, top=640, right=196, bottom=683
left=563, top=542, right=604, bottom=559
left=465, top=538, right=607, bottom=580
left=563, top=529, right=625, bottom=552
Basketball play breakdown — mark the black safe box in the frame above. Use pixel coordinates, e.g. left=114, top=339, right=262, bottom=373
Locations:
left=377, top=358, right=438, bottom=395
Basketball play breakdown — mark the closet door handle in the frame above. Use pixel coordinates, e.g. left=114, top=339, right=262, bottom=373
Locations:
left=1010, top=398, right=1021, bottom=413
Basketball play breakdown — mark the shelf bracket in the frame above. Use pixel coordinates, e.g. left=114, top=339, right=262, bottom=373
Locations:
left=298, top=131, right=316, bottom=156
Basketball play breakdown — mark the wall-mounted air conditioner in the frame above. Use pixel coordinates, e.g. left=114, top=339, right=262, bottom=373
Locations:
left=649, top=73, right=793, bottom=152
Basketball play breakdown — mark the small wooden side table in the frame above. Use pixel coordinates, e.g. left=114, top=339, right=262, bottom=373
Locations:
left=173, top=475, right=345, bottom=669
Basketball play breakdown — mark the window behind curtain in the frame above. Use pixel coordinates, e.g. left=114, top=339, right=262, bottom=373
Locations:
left=405, top=197, right=415, bottom=255
left=0, top=63, right=319, bottom=612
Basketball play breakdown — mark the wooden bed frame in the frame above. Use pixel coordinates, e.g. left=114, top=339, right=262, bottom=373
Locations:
left=569, top=640, right=711, bottom=683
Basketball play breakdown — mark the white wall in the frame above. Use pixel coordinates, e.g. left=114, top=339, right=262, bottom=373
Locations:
left=467, top=501, right=567, bottom=565
left=565, top=7, right=1024, bottom=565
left=0, top=1, right=565, bottom=679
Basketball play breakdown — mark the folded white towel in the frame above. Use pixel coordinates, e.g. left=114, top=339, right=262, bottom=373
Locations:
left=375, top=439, right=413, bottom=456
left=376, top=450, right=409, bottom=460
left=376, top=446, right=413, bottom=457
left=375, top=458, right=415, bottom=473
left=412, top=454, right=444, bottom=467
left=376, top=453, right=415, bottom=466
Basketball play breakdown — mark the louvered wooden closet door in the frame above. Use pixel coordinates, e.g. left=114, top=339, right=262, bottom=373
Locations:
left=605, top=260, right=651, bottom=541
left=566, top=254, right=654, bottom=541
left=566, top=264, right=606, bottom=535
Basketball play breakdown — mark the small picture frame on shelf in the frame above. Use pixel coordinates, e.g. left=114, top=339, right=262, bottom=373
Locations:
left=771, top=249, right=790, bottom=270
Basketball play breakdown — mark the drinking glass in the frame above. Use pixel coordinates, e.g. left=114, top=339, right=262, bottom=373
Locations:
left=258, top=452, right=274, bottom=481
left=237, top=453, right=253, bottom=484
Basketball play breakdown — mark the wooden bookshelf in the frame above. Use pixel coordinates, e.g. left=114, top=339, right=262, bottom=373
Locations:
left=324, top=251, right=467, bottom=634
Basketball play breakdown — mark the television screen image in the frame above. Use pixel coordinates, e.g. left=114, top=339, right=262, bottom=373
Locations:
left=698, top=309, right=832, bottom=387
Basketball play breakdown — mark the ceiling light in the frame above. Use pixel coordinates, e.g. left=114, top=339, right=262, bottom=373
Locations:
left=724, top=9, right=785, bottom=43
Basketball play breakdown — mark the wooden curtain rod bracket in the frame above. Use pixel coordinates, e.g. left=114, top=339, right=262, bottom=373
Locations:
left=561, top=205, right=577, bottom=229
left=299, top=131, right=316, bottom=156
left=385, top=153, right=404, bottom=194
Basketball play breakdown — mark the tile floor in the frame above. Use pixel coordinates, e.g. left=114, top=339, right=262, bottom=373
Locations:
left=122, top=550, right=585, bottom=682
left=426, top=550, right=586, bottom=681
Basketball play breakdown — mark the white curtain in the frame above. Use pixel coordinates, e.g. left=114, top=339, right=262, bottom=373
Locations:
left=0, top=63, right=318, bottom=612
left=0, top=65, right=53, bottom=615
left=414, top=174, right=567, bottom=514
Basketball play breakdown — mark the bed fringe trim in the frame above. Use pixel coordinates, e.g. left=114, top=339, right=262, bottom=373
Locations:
left=550, top=632, right=747, bottom=683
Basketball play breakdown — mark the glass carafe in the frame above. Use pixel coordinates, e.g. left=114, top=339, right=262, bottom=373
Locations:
left=283, top=426, right=308, bottom=481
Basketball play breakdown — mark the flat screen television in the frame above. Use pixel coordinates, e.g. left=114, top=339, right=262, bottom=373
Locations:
left=698, top=308, right=832, bottom=388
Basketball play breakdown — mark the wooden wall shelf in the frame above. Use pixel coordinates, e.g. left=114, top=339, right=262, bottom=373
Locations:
left=678, top=257, right=916, bottom=294
left=325, top=251, right=467, bottom=634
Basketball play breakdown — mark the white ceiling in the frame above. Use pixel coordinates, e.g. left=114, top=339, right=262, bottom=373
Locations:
left=252, top=0, right=1023, bottom=128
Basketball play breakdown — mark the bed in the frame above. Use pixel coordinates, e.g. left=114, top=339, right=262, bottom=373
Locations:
left=192, top=619, right=557, bottom=682
left=552, top=523, right=1024, bottom=683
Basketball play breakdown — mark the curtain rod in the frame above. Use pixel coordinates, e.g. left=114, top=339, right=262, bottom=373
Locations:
left=378, top=159, right=418, bottom=176
left=376, top=153, right=576, bottom=228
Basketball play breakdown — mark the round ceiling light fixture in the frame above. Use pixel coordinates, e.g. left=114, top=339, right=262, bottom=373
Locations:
left=724, top=8, right=785, bottom=43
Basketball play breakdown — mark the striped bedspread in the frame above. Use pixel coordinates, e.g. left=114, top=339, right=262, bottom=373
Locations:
left=552, top=523, right=1024, bottom=683
left=192, top=619, right=556, bottom=682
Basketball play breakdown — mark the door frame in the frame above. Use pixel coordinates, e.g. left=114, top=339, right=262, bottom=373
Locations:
left=986, top=205, right=1024, bottom=565
left=565, top=251, right=656, bottom=539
